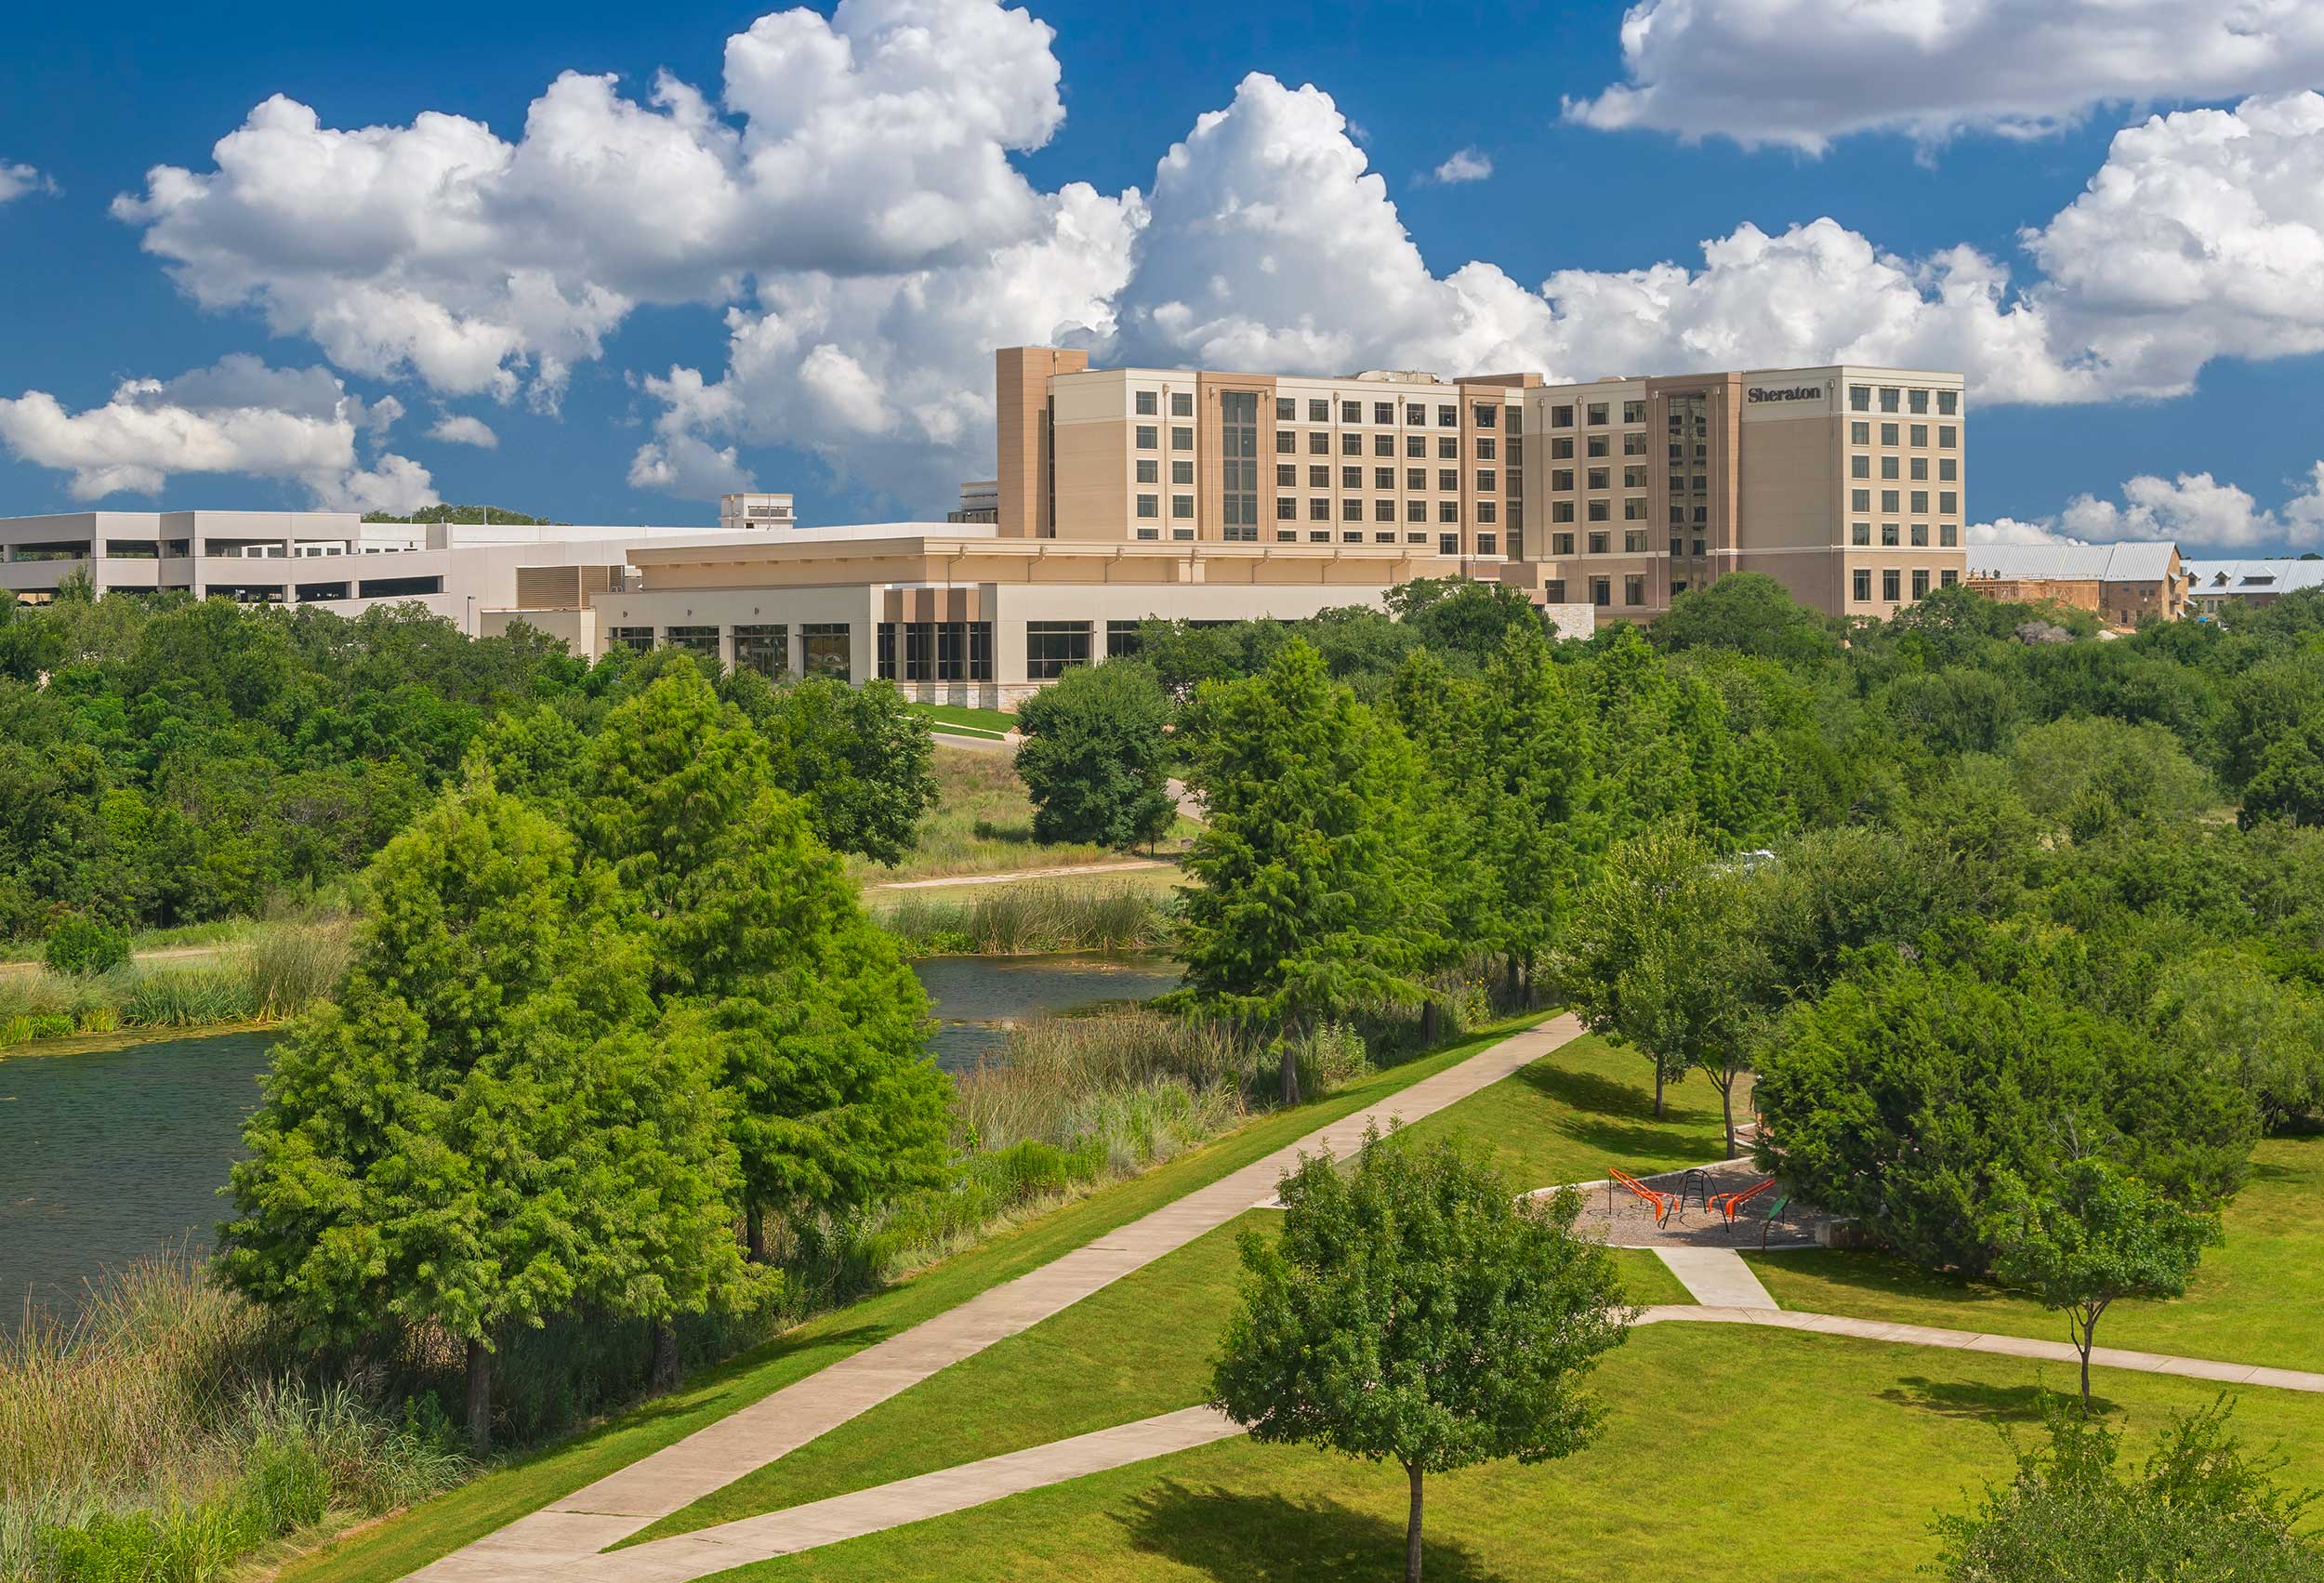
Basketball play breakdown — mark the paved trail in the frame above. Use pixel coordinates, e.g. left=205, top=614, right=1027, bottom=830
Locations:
left=408, top=1016, right=1585, bottom=1583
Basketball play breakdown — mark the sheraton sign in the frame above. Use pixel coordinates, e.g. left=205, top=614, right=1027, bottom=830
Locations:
left=1746, top=385, right=1824, bottom=404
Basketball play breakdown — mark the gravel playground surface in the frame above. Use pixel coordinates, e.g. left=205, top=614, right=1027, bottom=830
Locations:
left=1558, top=1157, right=1831, bottom=1250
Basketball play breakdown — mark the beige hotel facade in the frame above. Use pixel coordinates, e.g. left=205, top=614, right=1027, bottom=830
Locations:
left=489, top=348, right=1967, bottom=706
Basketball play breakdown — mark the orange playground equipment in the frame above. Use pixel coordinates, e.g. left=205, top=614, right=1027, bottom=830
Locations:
left=1708, top=1175, right=1777, bottom=1230
left=1606, top=1166, right=1680, bottom=1228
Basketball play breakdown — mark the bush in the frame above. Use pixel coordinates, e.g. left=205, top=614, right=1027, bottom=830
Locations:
left=44, top=917, right=128, bottom=978
left=1012, top=661, right=1178, bottom=850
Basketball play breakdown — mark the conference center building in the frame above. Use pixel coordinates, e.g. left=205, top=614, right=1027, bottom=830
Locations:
left=490, top=347, right=1968, bottom=706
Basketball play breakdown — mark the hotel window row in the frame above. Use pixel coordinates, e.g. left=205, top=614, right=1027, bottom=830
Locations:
left=1849, top=385, right=1960, bottom=416
left=1851, top=568, right=1962, bottom=602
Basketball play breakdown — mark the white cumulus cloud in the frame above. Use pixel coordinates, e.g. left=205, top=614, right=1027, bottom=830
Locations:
left=1975, top=463, right=2324, bottom=552
left=0, top=354, right=437, bottom=512
left=1564, top=0, right=2324, bottom=152
left=0, top=162, right=56, bottom=204
left=427, top=414, right=499, bottom=447
left=1430, top=147, right=1492, bottom=183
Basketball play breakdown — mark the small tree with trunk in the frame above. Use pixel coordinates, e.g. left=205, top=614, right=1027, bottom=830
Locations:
left=1012, top=658, right=1178, bottom=850
left=1986, top=1157, right=2220, bottom=1412
left=1211, top=1128, right=1630, bottom=1583
left=1557, top=825, right=1766, bottom=1148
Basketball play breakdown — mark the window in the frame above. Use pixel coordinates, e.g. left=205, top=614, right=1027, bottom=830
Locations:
left=1692, top=538, right=1705, bottom=556
left=1623, top=431, right=1646, bottom=456
left=1587, top=500, right=1610, bottom=521
left=1375, top=499, right=1396, bottom=523
left=1587, top=531, right=1609, bottom=554
left=1939, top=491, right=1958, bottom=515
left=801, top=623, right=851, bottom=679
left=1552, top=532, right=1575, bottom=556
left=1880, top=455, right=1899, bottom=481
left=1275, top=463, right=1296, bottom=487
left=1309, top=399, right=1329, bottom=422
left=1910, top=490, right=1929, bottom=514
left=1275, top=496, right=1296, bottom=521
left=1476, top=437, right=1497, bottom=460
left=1406, top=434, right=1426, bottom=458
left=1406, top=467, right=1426, bottom=490
left=1882, top=569, right=1900, bottom=601
left=1172, top=494, right=1195, bottom=519
left=1374, top=531, right=1396, bottom=544
left=1310, top=498, right=1330, bottom=521
left=1545, top=579, right=1566, bottom=601
left=1881, top=489, right=1901, bottom=513
left=1374, top=467, right=1394, bottom=490
left=1473, top=403, right=1498, bottom=428
left=1622, top=400, right=1645, bottom=423
left=1587, top=466, right=1610, bottom=490
left=1590, top=576, right=1612, bottom=607
left=1136, top=527, right=1158, bottom=541
left=1552, top=468, right=1574, bottom=491
left=1136, top=494, right=1158, bottom=519
left=1406, top=403, right=1426, bottom=425
left=1939, top=390, right=1959, bottom=416
left=1586, top=402, right=1609, bottom=425
left=1438, top=533, right=1459, bottom=556
left=1438, top=404, right=1459, bottom=426
left=1311, top=531, right=1331, bottom=543
left=1939, top=425, right=1957, bottom=448
left=1341, top=432, right=1362, bottom=456
left=1406, top=499, right=1427, bottom=522
left=1851, top=455, right=1870, bottom=479
left=1171, top=459, right=1195, bottom=484
left=1478, top=501, right=1498, bottom=524
left=1853, top=569, right=1872, bottom=602
left=1552, top=404, right=1574, bottom=428
left=1850, top=385, right=1870, bottom=412
left=1909, top=424, right=1928, bottom=447
left=1342, top=531, right=1362, bottom=543
left=1174, top=528, right=1195, bottom=541
left=1552, top=437, right=1574, bottom=459
left=1137, top=459, right=1158, bottom=483
left=1171, top=426, right=1193, bottom=451
left=1624, top=574, right=1645, bottom=606
left=1908, top=389, right=1929, bottom=415
left=1507, top=471, right=1524, bottom=497
left=1941, top=568, right=1960, bottom=587
left=1437, top=468, right=1458, bottom=491
left=1477, top=468, right=1497, bottom=493
left=1624, top=529, right=1647, bottom=552
left=1910, top=457, right=1928, bottom=481
left=1343, top=498, right=1364, bottom=521
left=897, top=621, right=993, bottom=683
left=1851, top=420, right=1870, bottom=444
left=1507, top=408, right=1523, bottom=437
left=1275, top=430, right=1295, bottom=455
left=1026, top=621, right=1091, bottom=679
left=1374, top=402, right=1394, bottom=425
left=1107, top=620, right=1142, bottom=659
left=1587, top=434, right=1609, bottom=458
left=1852, top=521, right=1871, bottom=546
left=637, top=626, right=714, bottom=660
left=1437, top=436, right=1458, bottom=459
left=1939, top=457, right=1957, bottom=481
left=1882, top=522, right=1900, bottom=547
left=1275, top=396, right=1296, bottom=421
left=1343, top=467, right=1364, bottom=490
left=610, top=626, right=654, bottom=653
left=1170, top=391, right=1193, bottom=417
left=1911, top=569, right=1930, bottom=599
left=1941, top=523, right=1959, bottom=547
left=1438, top=502, right=1459, bottom=524
left=1135, top=389, right=1156, bottom=416
left=733, top=625, right=787, bottom=679
left=1552, top=502, right=1575, bottom=523
left=1881, top=422, right=1899, bottom=446
left=1478, top=532, right=1499, bottom=555
left=1309, top=431, right=1328, bottom=455
left=1341, top=401, right=1362, bottom=423
left=1135, top=425, right=1156, bottom=449
left=1879, top=387, right=1900, bottom=413
left=1670, top=536, right=1683, bottom=557
left=1623, top=497, right=1647, bottom=521
left=1373, top=433, right=1394, bottom=457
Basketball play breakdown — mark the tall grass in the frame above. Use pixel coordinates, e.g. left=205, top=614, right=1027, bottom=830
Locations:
left=0, top=920, right=350, bottom=1049
left=880, top=882, right=1173, bottom=956
left=0, top=1254, right=469, bottom=1581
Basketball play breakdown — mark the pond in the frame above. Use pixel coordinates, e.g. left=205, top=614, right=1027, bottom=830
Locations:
left=0, top=952, right=1180, bottom=1318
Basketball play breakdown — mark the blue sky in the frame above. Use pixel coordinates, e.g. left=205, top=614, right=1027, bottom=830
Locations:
left=4, top=0, right=2324, bottom=551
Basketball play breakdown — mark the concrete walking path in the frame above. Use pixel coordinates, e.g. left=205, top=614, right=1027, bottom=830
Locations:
left=405, top=1015, right=1582, bottom=1583
left=1653, top=1247, right=1779, bottom=1309
left=552, top=1306, right=2324, bottom=1580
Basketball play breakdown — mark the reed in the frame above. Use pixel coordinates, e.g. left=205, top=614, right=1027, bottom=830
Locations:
left=880, top=882, right=1172, bottom=956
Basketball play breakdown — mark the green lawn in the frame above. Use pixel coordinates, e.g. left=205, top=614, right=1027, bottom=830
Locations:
left=909, top=703, right=1017, bottom=739
left=634, top=1217, right=1687, bottom=1545
left=280, top=1014, right=1554, bottom=1583
left=1395, top=1033, right=1737, bottom=1192
left=718, top=1323, right=2324, bottom=1583
left=1748, top=1132, right=2324, bottom=1374
left=858, top=747, right=1195, bottom=885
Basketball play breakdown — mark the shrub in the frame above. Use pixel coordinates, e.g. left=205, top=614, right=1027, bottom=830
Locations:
left=44, top=917, right=129, bottom=978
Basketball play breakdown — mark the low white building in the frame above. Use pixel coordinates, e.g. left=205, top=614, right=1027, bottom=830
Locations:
left=2183, top=557, right=2324, bottom=616
left=0, top=509, right=769, bottom=636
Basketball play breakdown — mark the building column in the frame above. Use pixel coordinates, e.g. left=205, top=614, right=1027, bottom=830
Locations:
left=786, top=627, right=806, bottom=681
left=718, top=627, right=736, bottom=672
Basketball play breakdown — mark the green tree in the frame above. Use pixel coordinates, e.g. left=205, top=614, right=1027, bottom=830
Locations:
left=218, top=782, right=748, bottom=1449
left=1650, top=572, right=1843, bottom=670
left=1175, top=640, right=1445, bottom=1100
left=2240, top=719, right=2324, bottom=829
left=1557, top=825, right=1766, bottom=1144
left=1987, top=1158, right=2220, bottom=1410
left=1212, top=1128, right=1629, bottom=1583
left=1012, top=660, right=1177, bottom=849
left=1934, top=1397, right=2320, bottom=1581
left=731, top=673, right=937, bottom=865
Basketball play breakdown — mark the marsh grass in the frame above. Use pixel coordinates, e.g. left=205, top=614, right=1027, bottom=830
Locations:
left=0, top=918, right=351, bottom=1049
left=879, top=882, right=1172, bottom=956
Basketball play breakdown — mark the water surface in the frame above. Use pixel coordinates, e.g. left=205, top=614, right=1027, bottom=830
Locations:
left=0, top=953, right=1179, bottom=1315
